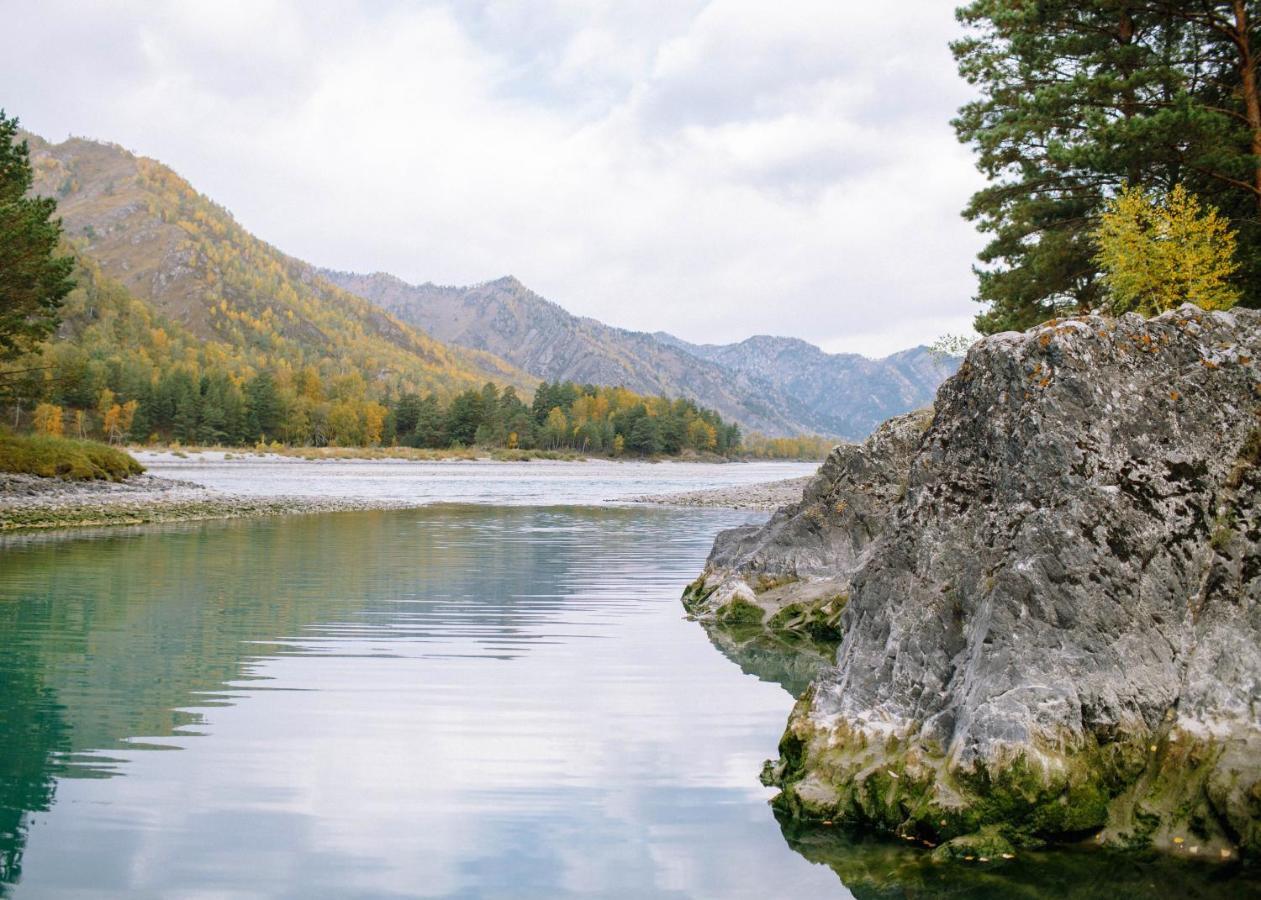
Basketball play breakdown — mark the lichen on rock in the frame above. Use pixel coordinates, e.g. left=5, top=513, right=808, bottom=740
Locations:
left=690, top=304, right=1261, bottom=860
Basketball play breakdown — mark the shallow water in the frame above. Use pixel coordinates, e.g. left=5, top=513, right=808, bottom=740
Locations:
left=139, top=456, right=818, bottom=506
left=1, top=505, right=1256, bottom=898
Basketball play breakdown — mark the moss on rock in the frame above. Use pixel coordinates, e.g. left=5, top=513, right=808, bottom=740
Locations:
left=766, top=705, right=1261, bottom=863
left=930, top=826, right=1015, bottom=862
left=715, top=597, right=766, bottom=627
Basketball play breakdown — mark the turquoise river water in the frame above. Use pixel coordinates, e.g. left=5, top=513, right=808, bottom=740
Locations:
left=1, top=503, right=1257, bottom=898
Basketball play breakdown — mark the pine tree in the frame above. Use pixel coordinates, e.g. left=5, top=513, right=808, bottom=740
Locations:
left=393, top=393, right=424, bottom=440
left=0, top=111, right=75, bottom=360
left=245, top=370, right=283, bottom=440
left=953, top=1, right=1261, bottom=332
left=445, top=390, right=485, bottom=446
left=411, top=394, right=447, bottom=448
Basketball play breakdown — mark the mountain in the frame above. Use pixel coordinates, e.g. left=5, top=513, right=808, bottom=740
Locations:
left=24, top=134, right=536, bottom=399
left=655, top=333, right=959, bottom=440
left=25, top=131, right=955, bottom=440
left=324, top=271, right=958, bottom=440
left=320, top=270, right=806, bottom=435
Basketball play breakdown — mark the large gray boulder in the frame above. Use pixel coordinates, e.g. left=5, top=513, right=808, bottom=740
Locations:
left=696, top=305, right=1261, bottom=860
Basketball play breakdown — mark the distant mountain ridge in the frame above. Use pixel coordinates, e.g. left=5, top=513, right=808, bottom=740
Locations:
left=321, top=270, right=806, bottom=435
left=654, top=333, right=959, bottom=440
left=325, top=270, right=958, bottom=439
left=21, top=130, right=954, bottom=444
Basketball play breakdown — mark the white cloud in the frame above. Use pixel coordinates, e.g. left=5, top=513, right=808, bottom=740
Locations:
left=4, top=0, right=985, bottom=357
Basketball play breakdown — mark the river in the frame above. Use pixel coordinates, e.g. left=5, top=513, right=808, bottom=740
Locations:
left=133, top=454, right=819, bottom=506
left=0, top=468, right=1255, bottom=898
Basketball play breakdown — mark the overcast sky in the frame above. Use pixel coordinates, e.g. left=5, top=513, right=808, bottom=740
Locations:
left=5, top=1, right=985, bottom=357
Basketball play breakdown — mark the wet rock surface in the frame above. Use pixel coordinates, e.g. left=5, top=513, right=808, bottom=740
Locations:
left=691, top=305, right=1261, bottom=860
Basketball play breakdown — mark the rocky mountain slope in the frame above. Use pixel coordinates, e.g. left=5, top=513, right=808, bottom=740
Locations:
left=686, top=305, right=1261, bottom=861
left=658, top=333, right=959, bottom=440
left=321, top=270, right=806, bottom=435
left=325, top=270, right=960, bottom=439
left=26, top=134, right=535, bottom=397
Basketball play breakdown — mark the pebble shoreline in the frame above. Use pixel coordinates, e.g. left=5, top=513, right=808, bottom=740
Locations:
left=623, top=476, right=812, bottom=511
left=0, top=473, right=416, bottom=531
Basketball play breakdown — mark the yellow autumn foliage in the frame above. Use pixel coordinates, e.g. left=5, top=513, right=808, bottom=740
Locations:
left=1094, top=184, right=1240, bottom=316
left=33, top=403, right=64, bottom=437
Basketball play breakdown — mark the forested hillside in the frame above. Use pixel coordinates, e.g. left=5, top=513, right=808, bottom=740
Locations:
left=13, top=254, right=391, bottom=445
left=24, top=134, right=535, bottom=390
left=2, top=130, right=827, bottom=455
left=8, top=253, right=751, bottom=453
left=2, top=133, right=540, bottom=446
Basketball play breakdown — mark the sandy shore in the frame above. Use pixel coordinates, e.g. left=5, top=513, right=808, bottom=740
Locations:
left=0, top=473, right=413, bottom=531
left=623, top=475, right=812, bottom=511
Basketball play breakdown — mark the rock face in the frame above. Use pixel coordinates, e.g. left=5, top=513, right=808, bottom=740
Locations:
left=690, top=305, right=1261, bottom=860
left=683, top=407, right=931, bottom=643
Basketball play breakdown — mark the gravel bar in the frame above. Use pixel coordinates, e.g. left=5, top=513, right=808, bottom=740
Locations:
left=0, top=473, right=416, bottom=531
left=622, top=476, right=812, bottom=511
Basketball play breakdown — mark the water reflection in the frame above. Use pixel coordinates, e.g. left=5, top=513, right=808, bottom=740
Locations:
left=0, top=639, right=69, bottom=887
left=776, top=813, right=1261, bottom=899
left=0, top=506, right=845, bottom=898
left=700, top=627, right=831, bottom=699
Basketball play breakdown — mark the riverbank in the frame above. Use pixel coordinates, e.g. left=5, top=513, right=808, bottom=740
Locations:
left=624, top=476, right=813, bottom=510
left=0, top=457, right=819, bottom=530
left=0, top=472, right=411, bottom=531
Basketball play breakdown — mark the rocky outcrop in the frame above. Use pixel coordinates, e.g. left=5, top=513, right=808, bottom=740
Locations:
left=683, top=407, right=930, bottom=648
left=691, top=305, right=1261, bottom=861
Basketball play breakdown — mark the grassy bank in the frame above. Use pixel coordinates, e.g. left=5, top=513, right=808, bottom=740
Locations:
left=0, top=432, right=144, bottom=481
